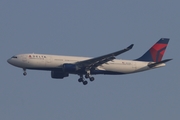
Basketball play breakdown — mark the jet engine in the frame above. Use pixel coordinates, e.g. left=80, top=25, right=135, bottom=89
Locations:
left=63, top=63, right=79, bottom=73
left=51, top=71, right=69, bottom=79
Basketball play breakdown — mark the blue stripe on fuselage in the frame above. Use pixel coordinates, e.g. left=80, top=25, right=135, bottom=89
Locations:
left=25, top=67, right=126, bottom=75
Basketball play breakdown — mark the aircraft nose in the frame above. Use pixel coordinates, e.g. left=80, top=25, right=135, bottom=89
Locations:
left=7, top=58, right=11, bottom=64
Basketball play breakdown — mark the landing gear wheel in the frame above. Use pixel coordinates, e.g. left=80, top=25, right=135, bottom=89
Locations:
left=90, top=77, right=95, bottom=81
left=85, top=74, right=89, bottom=79
left=83, top=81, right=88, bottom=85
left=23, top=68, right=27, bottom=76
left=23, top=72, right=27, bottom=76
left=78, top=78, right=83, bottom=82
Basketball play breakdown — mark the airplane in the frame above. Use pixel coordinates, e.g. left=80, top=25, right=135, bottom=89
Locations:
left=7, top=38, right=172, bottom=85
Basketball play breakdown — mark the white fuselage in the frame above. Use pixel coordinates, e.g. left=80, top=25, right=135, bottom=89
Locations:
left=7, top=53, right=166, bottom=75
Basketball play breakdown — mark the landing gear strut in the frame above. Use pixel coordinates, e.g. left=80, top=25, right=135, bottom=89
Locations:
left=85, top=70, right=95, bottom=82
left=23, top=68, right=27, bottom=76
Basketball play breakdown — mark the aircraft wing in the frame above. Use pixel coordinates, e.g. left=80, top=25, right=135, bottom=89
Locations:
left=76, top=44, right=134, bottom=70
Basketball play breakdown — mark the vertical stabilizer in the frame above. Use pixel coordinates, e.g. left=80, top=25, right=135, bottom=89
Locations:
left=136, top=38, right=169, bottom=62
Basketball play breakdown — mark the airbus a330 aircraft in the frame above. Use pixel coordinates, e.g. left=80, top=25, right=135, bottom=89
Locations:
left=7, top=38, right=172, bottom=85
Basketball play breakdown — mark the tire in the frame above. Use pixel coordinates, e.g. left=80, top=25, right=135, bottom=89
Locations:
left=78, top=78, right=83, bottom=82
left=90, top=77, right=95, bottom=81
left=83, top=81, right=88, bottom=85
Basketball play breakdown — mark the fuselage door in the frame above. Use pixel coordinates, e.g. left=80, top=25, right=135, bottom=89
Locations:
left=132, top=61, right=137, bottom=70
left=46, top=56, right=51, bottom=63
left=45, top=56, right=52, bottom=67
left=22, top=55, right=28, bottom=63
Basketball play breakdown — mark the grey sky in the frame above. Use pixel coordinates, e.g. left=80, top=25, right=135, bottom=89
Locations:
left=0, top=0, right=179, bottom=120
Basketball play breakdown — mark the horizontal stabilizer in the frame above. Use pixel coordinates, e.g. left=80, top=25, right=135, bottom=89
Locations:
left=148, top=59, right=172, bottom=68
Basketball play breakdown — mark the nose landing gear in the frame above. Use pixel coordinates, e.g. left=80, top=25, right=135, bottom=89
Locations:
left=23, top=69, right=27, bottom=76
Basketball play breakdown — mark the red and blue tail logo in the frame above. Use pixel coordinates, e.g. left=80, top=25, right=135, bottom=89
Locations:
left=136, top=38, right=169, bottom=62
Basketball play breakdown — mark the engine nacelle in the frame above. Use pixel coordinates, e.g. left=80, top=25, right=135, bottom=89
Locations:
left=63, top=63, right=78, bottom=73
left=51, top=71, right=69, bottom=79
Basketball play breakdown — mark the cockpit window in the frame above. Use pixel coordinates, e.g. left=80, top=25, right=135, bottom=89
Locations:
left=12, top=56, right=18, bottom=58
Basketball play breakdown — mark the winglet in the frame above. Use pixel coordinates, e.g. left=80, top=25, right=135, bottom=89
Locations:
left=127, top=44, right=134, bottom=50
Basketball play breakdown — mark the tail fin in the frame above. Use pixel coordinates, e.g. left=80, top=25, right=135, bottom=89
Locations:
left=136, top=38, right=170, bottom=62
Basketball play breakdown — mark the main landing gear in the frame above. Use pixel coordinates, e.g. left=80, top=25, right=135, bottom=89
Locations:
left=78, top=72, right=95, bottom=85
left=23, top=68, right=27, bottom=76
